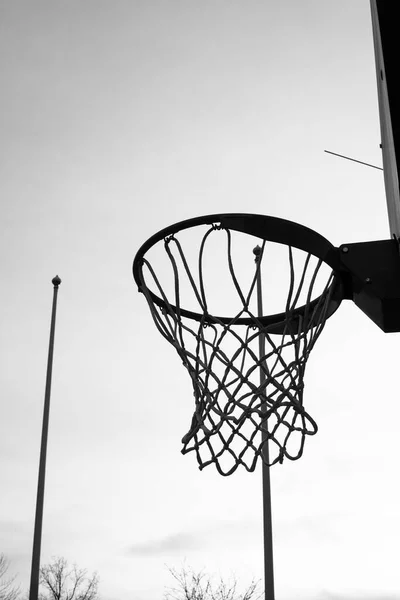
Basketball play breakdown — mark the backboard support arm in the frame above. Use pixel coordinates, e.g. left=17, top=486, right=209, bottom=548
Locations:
left=339, top=239, right=400, bottom=332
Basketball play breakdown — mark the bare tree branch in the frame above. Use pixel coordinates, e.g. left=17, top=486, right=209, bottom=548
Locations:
left=0, top=554, right=20, bottom=600
left=39, top=558, right=98, bottom=600
left=164, top=565, right=263, bottom=600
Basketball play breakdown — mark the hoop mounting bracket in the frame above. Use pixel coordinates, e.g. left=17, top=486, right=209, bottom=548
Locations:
left=339, top=238, right=400, bottom=332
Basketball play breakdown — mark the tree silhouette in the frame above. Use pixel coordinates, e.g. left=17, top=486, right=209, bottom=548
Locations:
left=39, top=557, right=98, bottom=600
left=164, top=565, right=263, bottom=600
left=0, top=554, right=20, bottom=600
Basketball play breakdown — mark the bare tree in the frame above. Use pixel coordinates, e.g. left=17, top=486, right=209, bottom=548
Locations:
left=164, top=565, right=263, bottom=600
left=39, top=557, right=98, bottom=600
left=0, top=554, right=20, bottom=600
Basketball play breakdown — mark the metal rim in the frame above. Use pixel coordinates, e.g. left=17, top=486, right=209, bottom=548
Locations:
left=133, top=213, right=344, bottom=330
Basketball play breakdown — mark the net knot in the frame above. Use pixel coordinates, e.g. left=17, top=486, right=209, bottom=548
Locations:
left=164, top=234, right=175, bottom=244
left=211, top=222, right=223, bottom=231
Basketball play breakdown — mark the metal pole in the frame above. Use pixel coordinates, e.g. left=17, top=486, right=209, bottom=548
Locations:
left=254, top=246, right=275, bottom=600
left=29, top=276, right=61, bottom=600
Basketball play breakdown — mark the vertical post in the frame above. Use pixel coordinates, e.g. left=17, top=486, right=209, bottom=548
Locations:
left=254, top=246, right=275, bottom=600
left=29, top=276, right=61, bottom=600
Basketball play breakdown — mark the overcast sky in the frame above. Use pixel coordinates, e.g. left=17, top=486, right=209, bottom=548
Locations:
left=1, top=1, right=399, bottom=599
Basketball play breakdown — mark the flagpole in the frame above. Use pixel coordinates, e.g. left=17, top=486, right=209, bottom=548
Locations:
left=254, top=247, right=275, bottom=600
left=29, top=276, right=61, bottom=600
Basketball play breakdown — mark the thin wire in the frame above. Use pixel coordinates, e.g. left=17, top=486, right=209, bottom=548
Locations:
left=324, top=149, right=383, bottom=171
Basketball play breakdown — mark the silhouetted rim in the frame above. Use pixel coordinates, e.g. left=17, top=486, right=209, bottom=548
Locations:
left=133, top=213, right=344, bottom=331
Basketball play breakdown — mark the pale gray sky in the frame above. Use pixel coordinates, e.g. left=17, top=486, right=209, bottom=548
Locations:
left=1, top=1, right=399, bottom=599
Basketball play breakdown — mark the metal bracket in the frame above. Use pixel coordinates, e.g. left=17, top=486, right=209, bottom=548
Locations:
left=339, top=238, right=400, bottom=332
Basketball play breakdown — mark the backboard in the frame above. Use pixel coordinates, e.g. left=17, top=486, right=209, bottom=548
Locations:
left=370, top=1, right=400, bottom=240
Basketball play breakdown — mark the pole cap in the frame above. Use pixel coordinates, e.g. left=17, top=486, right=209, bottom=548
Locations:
left=253, top=245, right=262, bottom=262
left=52, top=275, right=61, bottom=287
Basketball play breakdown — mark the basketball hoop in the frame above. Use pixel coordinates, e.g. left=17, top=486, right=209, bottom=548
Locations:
left=133, top=214, right=344, bottom=475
